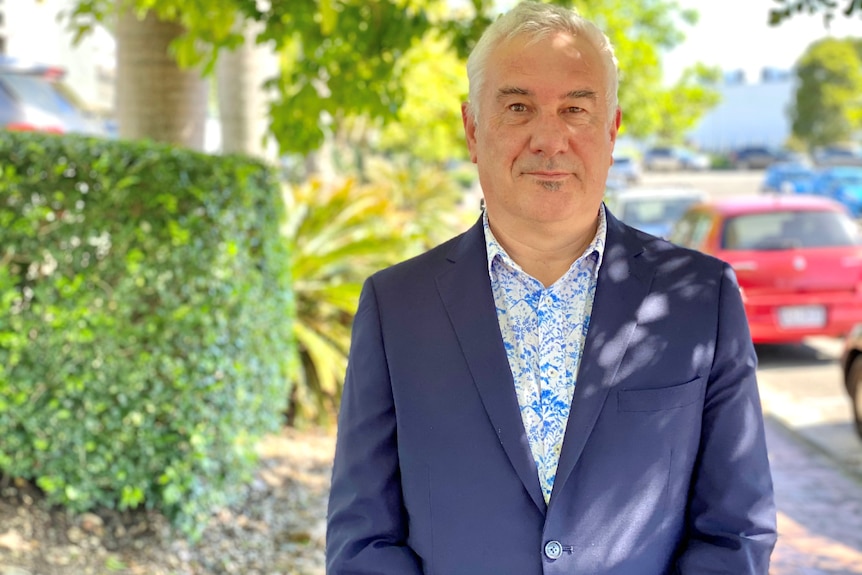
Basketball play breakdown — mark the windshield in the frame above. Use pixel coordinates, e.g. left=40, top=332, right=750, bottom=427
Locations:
left=722, top=210, right=860, bottom=250
left=621, top=197, right=701, bottom=227
left=0, top=72, right=79, bottom=117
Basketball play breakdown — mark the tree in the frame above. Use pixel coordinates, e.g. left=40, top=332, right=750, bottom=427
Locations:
left=789, top=37, right=862, bottom=147
left=68, top=0, right=711, bottom=155
left=650, top=64, right=722, bottom=143
left=769, top=0, right=862, bottom=26
left=114, top=3, right=207, bottom=149
left=216, top=18, right=279, bottom=160
left=572, top=0, right=719, bottom=140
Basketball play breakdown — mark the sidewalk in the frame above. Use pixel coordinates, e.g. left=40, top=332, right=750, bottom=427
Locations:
left=757, top=337, right=862, bottom=480
left=765, top=417, right=862, bottom=575
left=756, top=337, right=862, bottom=575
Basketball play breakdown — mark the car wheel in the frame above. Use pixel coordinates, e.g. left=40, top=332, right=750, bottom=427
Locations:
left=848, top=355, right=862, bottom=440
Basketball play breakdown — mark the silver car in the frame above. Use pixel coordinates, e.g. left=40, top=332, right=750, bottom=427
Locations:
left=0, top=56, right=107, bottom=136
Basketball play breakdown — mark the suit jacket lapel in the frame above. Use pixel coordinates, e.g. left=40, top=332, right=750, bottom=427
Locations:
left=436, top=219, right=547, bottom=514
left=550, top=212, right=656, bottom=505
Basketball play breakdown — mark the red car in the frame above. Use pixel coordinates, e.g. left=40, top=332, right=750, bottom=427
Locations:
left=670, top=195, right=862, bottom=344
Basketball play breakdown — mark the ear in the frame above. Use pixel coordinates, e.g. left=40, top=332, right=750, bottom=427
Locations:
left=462, top=102, right=479, bottom=164
left=610, top=107, right=622, bottom=147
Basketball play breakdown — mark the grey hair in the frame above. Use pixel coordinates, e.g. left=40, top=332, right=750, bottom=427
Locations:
left=465, top=1, right=619, bottom=122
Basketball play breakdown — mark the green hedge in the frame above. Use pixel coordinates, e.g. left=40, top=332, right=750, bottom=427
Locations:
left=0, top=132, right=293, bottom=536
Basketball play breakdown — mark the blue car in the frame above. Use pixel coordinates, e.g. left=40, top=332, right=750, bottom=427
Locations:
left=761, top=162, right=815, bottom=194
left=811, top=167, right=862, bottom=217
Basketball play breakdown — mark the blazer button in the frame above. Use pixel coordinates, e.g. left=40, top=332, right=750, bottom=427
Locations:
left=544, top=540, right=563, bottom=560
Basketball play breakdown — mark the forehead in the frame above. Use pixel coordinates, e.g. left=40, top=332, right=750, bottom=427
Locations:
left=485, top=31, right=607, bottom=99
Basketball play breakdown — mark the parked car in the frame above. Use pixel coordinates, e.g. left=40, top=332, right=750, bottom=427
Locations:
left=761, top=162, right=815, bottom=194
left=608, top=155, right=642, bottom=185
left=730, top=146, right=779, bottom=170
left=841, top=324, right=862, bottom=440
left=642, top=146, right=679, bottom=171
left=813, top=144, right=862, bottom=168
left=604, top=186, right=707, bottom=239
left=0, top=56, right=106, bottom=136
left=642, top=146, right=709, bottom=171
left=774, top=149, right=811, bottom=165
left=810, top=167, right=862, bottom=217
left=677, top=149, right=711, bottom=171
left=669, top=195, right=862, bottom=344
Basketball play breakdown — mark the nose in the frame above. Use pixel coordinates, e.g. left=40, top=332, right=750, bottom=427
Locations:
left=529, top=113, right=570, bottom=157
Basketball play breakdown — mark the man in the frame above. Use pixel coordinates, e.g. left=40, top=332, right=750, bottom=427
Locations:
left=326, top=2, right=777, bottom=574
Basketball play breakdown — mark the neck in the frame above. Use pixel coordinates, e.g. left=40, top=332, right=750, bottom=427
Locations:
left=489, top=213, right=599, bottom=287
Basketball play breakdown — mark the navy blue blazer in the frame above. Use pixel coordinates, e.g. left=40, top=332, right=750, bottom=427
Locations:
left=326, top=208, right=777, bottom=574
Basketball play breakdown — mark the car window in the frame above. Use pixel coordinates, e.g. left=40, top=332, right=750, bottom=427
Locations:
left=836, top=174, right=862, bottom=186
left=722, top=210, right=860, bottom=250
left=0, top=82, right=17, bottom=125
left=0, top=72, right=77, bottom=117
left=621, top=197, right=700, bottom=227
left=669, top=211, right=713, bottom=249
left=648, top=148, right=672, bottom=157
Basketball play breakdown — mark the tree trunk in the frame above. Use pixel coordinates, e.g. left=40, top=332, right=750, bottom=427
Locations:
left=216, top=19, right=277, bottom=161
left=115, top=3, right=207, bottom=150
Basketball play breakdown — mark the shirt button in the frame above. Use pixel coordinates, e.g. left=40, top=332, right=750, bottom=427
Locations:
left=544, top=540, right=563, bottom=560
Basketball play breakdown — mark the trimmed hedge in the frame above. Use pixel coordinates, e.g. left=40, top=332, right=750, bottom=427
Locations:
left=0, top=132, right=293, bottom=537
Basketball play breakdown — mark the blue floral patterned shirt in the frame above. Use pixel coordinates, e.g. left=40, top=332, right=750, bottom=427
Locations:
left=483, top=207, right=607, bottom=503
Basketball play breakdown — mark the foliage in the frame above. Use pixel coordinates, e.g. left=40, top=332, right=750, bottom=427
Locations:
left=769, top=0, right=862, bottom=26
left=65, top=0, right=712, bottom=156
left=0, top=131, right=293, bottom=538
left=649, top=64, right=722, bottom=143
left=64, top=0, right=246, bottom=72
left=573, top=0, right=718, bottom=139
left=790, top=37, right=862, bottom=148
left=376, top=31, right=471, bottom=163
left=363, top=156, right=477, bottom=250
left=282, top=162, right=474, bottom=426
left=281, top=178, right=411, bottom=425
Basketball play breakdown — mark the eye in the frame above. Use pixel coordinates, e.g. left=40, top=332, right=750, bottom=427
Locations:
left=508, top=103, right=528, bottom=112
left=564, top=106, right=584, bottom=114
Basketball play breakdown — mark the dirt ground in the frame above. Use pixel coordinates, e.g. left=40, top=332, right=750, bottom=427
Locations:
left=0, top=427, right=335, bottom=575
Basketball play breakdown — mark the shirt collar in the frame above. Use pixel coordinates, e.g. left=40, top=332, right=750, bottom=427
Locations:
left=483, top=204, right=608, bottom=280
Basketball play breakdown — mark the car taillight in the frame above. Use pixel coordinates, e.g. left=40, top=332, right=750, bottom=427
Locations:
left=5, top=122, right=64, bottom=134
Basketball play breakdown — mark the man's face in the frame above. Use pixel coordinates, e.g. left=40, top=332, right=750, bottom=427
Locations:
left=463, top=31, right=620, bottom=231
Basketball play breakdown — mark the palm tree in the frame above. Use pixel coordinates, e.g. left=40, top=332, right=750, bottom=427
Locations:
left=281, top=162, right=475, bottom=426
left=115, top=3, right=207, bottom=149
left=281, top=178, right=413, bottom=425
left=216, top=18, right=278, bottom=160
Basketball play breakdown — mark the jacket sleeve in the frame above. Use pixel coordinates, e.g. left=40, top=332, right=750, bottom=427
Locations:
left=325, top=278, right=424, bottom=574
left=676, top=263, right=778, bottom=573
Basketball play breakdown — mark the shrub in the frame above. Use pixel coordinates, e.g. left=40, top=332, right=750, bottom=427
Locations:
left=0, top=131, right=293, bottom=537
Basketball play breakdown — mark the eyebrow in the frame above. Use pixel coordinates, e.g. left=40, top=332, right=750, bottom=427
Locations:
left=496, top=86, right=598, bottom=102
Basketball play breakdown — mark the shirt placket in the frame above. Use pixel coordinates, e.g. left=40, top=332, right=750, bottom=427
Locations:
left=537, top=288, right=567, bottom=500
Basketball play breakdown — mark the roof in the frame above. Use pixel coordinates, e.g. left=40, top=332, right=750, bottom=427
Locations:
left=0, top=56, right=66, bottom=79
left=606, top=186, right=708, bottom=200
left=698, top=194, right=846, bottom=216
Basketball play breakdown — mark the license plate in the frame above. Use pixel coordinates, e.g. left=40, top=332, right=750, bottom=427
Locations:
left=777, top=305, right=826, bottom=328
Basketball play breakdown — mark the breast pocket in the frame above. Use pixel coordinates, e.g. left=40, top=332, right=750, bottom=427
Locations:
left=617, top=376, right=705, bottom=412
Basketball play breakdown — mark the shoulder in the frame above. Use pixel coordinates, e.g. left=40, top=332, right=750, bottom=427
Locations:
left=611, top=217, right=729, bottom=278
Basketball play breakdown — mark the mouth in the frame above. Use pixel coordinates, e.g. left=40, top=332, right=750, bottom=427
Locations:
left=524, top=171, right=572, bottom=180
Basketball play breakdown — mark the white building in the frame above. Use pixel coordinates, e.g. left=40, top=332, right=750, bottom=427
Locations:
left=686, top=69, right=796, bottom=153
left=0, top=0, right=115, bottom=114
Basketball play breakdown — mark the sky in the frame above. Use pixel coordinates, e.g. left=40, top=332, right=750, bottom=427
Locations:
left=663, top=0, right=860, bottom=84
